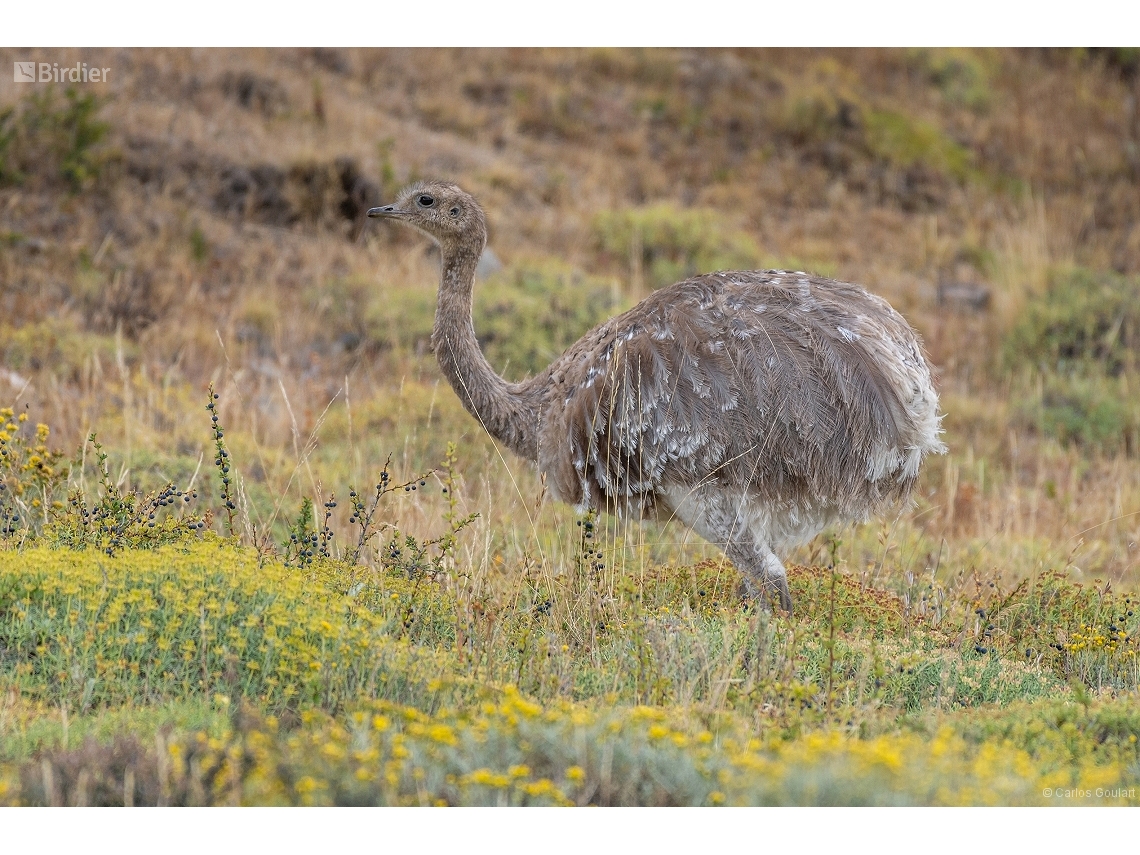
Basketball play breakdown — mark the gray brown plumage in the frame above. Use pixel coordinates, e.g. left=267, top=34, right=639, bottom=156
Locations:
left=369, top=181, right=945, bottom=611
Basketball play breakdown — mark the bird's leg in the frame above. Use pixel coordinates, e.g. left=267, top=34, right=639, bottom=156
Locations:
left=724, top=539, right=793, bottom=613
left=760, top=545, right=794, bottom=613
left=659, top=485, right=795, bottom=613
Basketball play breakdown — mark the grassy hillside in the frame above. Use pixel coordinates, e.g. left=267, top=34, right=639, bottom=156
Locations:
left=1, top=47, right=1139, bottom=805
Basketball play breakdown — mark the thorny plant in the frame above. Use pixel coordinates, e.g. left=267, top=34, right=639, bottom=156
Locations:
left=347, top=466, right=393, bottom=565
left=283, top=496, right=320, bottom=569
left=318, top=497, right=337, bottom=561
left=566, top=509, right=608, bottom=650
left=2, top=414, right=204, bottom=554
left=438, top=442, right=479, bottom=566
left=207, top=385, right=236, bottom=537
left=283, top=494, right=343, bottom=569
left=47, top=435, right=205, bottom=555
left=276, top=438, right=477, bottom=587
left=433, top=441, right=483, bottom=657
left=339, top=443, right=480, bottom=584
left=346, top=456, right=436, bottom=566
left=954, top=570, right=1140, bottom=691
left=821, top=534, right=846, bottom=713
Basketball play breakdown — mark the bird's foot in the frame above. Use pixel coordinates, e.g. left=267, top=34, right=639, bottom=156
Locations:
left=736, top=575, right=793, bottom=614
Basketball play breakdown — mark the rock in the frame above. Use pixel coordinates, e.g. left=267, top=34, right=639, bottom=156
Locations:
left=477, top=247, right=503, bottom=280
left=1, top=368, right=30, bottom=391
left=937, top=281, right=991, bottom=312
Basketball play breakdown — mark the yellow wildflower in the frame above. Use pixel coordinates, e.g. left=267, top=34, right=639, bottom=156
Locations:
left=295, top=776, right=319, bottom=794
left=428, top=724, right=458, bottom=746
left=468, top=769, right=510, bottom=788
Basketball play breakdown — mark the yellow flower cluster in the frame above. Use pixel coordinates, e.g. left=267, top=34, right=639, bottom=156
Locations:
left=0, top=409, right=65, bottom=500
left=1066, top=622, right=1134, bottom=655
left=0, top=542, right=460, bottom=710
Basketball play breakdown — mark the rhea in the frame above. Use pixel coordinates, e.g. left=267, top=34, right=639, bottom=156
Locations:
left=369, top=182, right=944, bottom=611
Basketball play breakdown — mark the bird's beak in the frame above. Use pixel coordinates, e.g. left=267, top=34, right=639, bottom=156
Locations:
left=367, top=204, right=405, bottom=219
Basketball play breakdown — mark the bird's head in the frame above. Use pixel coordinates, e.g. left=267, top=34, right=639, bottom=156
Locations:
left=367, top=181, right=486, bottom=252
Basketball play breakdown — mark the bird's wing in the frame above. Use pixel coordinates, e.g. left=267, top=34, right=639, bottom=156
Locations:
left=539, top=272, right=935, bottom=515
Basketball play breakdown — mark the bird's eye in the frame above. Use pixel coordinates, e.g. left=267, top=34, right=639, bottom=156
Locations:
left=417, top=194, right=435, bottom=208
left=449, top=206, right=460, bottom=217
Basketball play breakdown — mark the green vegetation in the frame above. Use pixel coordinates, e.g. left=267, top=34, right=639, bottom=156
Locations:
left=864, top=110, right=976, bottom=183
left=908, top=49, right=993, bottom=113
left=473, top=265, right=628, bottom=378
left=1012, top=372, right=1140, bottom=456
left=0, top=87, right=111, bottom=191
left=1005, top=269, right=1140, bottom=453
left=592, top=205, right=763, bottom=290
left=1005, top=268, right=1140, bottom=377
left=1, top=513, right=1138, bottom=803
left=773, top=87, right=979, bottom=189
left=0, top=319, right=126, bottom=381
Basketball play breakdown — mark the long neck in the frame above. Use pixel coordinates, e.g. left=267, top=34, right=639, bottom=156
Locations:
left=432, top=238, right=539, bottom=461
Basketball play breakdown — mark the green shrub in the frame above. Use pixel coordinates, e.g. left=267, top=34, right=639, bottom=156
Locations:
left=1004, top=572, right=1139, bottom=690
left=0, top=87, right=112, bottom=191
left=864, top=109, right=975, bottom=183
left=778, top=91, right=855, bottom=146
left=1003, top=268, right=1140, bottom=453
left=1004, top=268, right=1140, bottom=376
left=473, top=264, right=627, bottom=379
left=907, top=49, right=993, bottom=113
left=45, top=435, right=207, bottom=555
left=771, top=86, right=978, bottom=189
left=1013, top=371, right=1140, bottom=455
left=592, top=205, right=762, bottom=290
left=0, top=318, right=126, bottom=380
